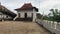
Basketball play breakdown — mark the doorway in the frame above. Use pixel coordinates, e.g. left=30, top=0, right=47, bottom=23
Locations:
left=25, top=13, right=27, bottom=18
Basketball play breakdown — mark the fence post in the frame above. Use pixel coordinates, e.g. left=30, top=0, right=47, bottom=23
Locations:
left=54, top=22, right=57, bottom=29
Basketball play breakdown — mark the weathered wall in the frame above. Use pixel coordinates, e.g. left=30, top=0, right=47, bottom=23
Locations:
left=16, top=9, right=37, bottom=22
left=17, top=10, right=33, bottom=18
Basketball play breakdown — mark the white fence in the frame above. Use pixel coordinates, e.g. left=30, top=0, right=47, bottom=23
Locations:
left=36, top=19, right=60, bottom=34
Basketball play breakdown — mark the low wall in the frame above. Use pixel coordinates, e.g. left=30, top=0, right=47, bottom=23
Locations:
left=36, top=19, right=60, bottom=34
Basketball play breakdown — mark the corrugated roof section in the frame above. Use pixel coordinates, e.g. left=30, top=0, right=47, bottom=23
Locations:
left=0, top=4, right=17, bottom=18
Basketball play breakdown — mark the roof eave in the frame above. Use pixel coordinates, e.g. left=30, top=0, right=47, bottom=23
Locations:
left=33, top=7, right=38, bottom=12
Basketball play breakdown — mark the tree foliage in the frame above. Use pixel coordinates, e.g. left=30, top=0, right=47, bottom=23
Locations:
left=49, top=9, right=60, bottom=22
left=36, top=13, right=42, bottom=19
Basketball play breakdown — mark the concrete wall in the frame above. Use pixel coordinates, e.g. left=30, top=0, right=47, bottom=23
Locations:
left=36, top=19, right=60, bottom=34
left=17, top=10, right=33, bottom=18
left=33, top=9, right=37, bottom=22
left=17, top=9, right=37, bottom=22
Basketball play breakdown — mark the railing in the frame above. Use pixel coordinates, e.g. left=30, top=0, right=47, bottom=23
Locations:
left=36, top=19, right=60, bottom=34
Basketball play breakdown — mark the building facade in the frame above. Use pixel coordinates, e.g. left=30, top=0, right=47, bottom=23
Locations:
left=15, top=3, right=38, bottom=22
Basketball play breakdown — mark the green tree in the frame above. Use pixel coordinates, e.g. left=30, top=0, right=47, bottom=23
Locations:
left=50, top=9, right=60, bottom=22
left=36, top=13, right=42, bottom=19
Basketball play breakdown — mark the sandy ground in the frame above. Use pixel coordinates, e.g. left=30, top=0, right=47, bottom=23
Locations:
left=0, top=21, right=52, bottom=34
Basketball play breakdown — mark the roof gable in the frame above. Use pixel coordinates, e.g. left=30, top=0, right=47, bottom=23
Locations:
left=15, top=3, right=38, bottom=12
left=15, top=3, right=33, bottom=10
left=21, top=3, right=33, bottom=9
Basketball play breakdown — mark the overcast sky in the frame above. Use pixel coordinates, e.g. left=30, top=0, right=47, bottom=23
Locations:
left=0, top=0, right=60, bottom=15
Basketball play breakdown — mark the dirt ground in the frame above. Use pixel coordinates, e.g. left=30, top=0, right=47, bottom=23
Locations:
left=0, top=21, right=52, bottom=34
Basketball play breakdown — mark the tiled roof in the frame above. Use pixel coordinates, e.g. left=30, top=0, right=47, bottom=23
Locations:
left=15, top=3, right=38, bottom=12
left=15, top=3, right=33, bottom=10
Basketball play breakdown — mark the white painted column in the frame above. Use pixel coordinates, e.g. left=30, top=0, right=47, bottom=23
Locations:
left=33, top=9, right=36, bottom=22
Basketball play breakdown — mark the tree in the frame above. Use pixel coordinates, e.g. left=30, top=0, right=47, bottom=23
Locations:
left=36, top=13, right=42, bottom=19
left=50, top=9, right=60, bottom=22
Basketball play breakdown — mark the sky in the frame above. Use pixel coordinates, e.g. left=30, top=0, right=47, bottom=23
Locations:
left=0, top=0, right=60, bottom=15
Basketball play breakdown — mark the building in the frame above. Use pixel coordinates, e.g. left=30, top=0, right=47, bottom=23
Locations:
left=15, top=3, right=38, bottom=22
left=0, top=3, right=17, bottom=21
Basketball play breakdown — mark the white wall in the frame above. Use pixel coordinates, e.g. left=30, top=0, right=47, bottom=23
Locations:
left=19, top=12, right=24, bottom=18
left=27, top=12, right=32, bottom=17
left=17, top=10, right=33, bottom=18
left=17, top=9, right=37, bottom=22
